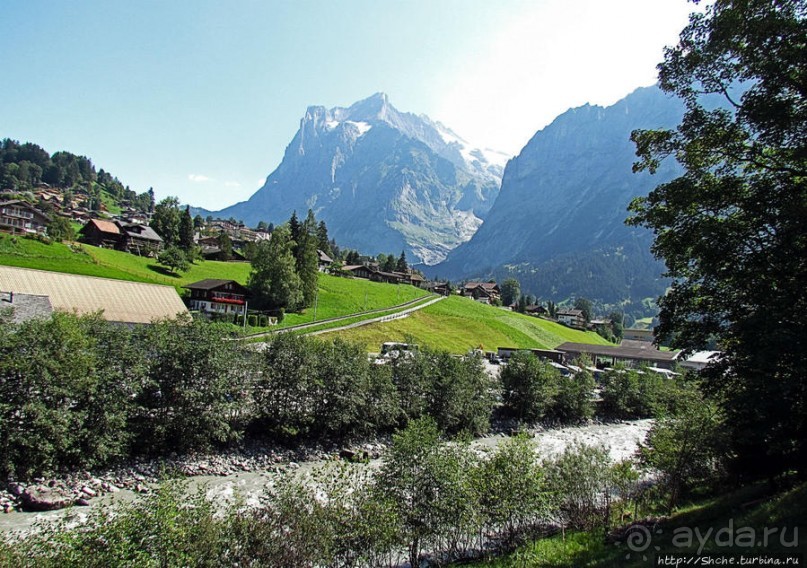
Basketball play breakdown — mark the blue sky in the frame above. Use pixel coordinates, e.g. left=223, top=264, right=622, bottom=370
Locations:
left=1, top=0, right=697, bottom=210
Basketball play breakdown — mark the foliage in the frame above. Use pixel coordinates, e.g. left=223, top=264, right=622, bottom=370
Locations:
left=639, top=388, right=728, bottom=512
left=573, top=297, right=593, bottom=322
left=294, top=210, right=320, bottom=307
left=178, top=206, right=194, bottom=252
left=628, top=0, right=807, bottom=478
left=45, top=215, right=75, bottom=242
left=254, top=333, right=396, bottom=440
left=156, top=245, right=190, bottom=274
left=599, top=365, right=684, bottom=420
left=544, top=443, right=613, bottom=531
left=150, top=197, right=182, bottom=246
left=500, top=351, right=560, bottom=423
left=549, top=366, right=596, bottom=423
left=248, top=225, right=303, bottom=311
left=132, top=317, right=250, bottom=454
left=500, top=278, right=521, bottom=306
left=0, top=313, right=143, bottom=478
left=375, top=417, right=480, bottom=568
left=475, top=434, right=548, bottom=543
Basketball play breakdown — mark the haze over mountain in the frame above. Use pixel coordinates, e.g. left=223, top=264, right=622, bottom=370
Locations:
left=429, top=86, right=688, bottom=304
left=207, top=93, right=508, bottom=265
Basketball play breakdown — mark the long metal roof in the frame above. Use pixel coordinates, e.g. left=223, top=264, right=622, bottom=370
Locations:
left=0, top=265, right=188, bottom=324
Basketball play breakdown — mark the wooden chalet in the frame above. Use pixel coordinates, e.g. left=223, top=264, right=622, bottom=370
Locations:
left=557, top=308, right=586, bottom=328
left=462, top=281, right=501, bottom=303
left=0, top=200, right=51, bottom=235
left=424, top=281, right=451, bottom=296
left=79, top=219, right=163, bottom=255
left=317, top=249, right=334, bottom=271
left=79, top=219, right=121, bottom=248
left=184, top=279, right=250, bottom=317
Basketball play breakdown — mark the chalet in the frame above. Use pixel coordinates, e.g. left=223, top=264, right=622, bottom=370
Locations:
left=0, top=265, right=187, bottom=324
left=424, top=281, right=451, bottom=296
left=317, top=249, right=333, bottom=271
left=0, top=200, right=51, bottom=235
left=679, top=350, right=722, bottom=372
left=78, top=219, right=163, bottom=255
left=200, top=246, right=246, bottom=262
left=462, top=281, right=501, bottom=303
left=343, top=264, right=376, bottom=280
left=408, top=273, right=425, bottom=288
left=555, top=341, right=681, bottom=370
left=184, top=279, right=250, bottom=317
left=78, top=219, right=121, bottom=248
left=623, top=328, right=654, bottom=342
left=118, top=222, right=163, bottom=256
left=557, top=308, right=586, bottom=328
left=524, top=304, right=548, bottom=316
left=371, top=271, right=403, bottom=284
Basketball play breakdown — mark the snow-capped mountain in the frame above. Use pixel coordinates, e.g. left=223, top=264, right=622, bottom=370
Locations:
left=213, top=93, right=508, bottom=264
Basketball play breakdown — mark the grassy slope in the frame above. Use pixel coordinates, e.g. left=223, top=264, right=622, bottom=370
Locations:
left=472, top=481, right=807, bottom=567
left=0, top=235, right=429, bottom=323
left=326, top=295, right=611, bottom=353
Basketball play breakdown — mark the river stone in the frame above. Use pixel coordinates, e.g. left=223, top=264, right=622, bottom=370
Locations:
left=20, top=485, right=74, bottom=511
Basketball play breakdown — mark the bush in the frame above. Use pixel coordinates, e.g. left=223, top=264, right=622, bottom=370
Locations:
left=599, top=365, right=684, bottom=419
left=500, top=351, right=559, bottom=423
left=639, top=386, right=728, bottom=512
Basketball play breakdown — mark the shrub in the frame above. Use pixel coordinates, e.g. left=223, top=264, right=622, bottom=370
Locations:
left=500, top=351, right=560, bottom=423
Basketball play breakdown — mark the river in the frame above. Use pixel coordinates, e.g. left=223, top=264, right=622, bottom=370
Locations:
left=0, top=419, right=652, bottom=536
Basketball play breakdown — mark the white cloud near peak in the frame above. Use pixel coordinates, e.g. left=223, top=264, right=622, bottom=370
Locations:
left=188, top=174, right=211, bottom=182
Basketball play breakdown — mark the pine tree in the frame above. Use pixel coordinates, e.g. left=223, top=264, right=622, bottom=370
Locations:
left=178, top=206, right=194, bottom=252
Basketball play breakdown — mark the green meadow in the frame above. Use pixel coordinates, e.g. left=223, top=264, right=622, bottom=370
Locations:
left=325, top=294, right=611, bottom=353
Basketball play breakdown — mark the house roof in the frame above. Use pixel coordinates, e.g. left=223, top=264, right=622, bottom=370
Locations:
left=464, top=281, right=499, bottom=290
left=83, top=219, right=120, bottom=235
left=184, top=279, right=242, bottom=290
left=0, top=200, right=52, bottom=222
left=556, top=342, right=680, bottom=364
left=317, top=250, right=333, bottom=263
left=0, top=266, right=188, bottom=324
left=557, top=308, right=584, bottom=317
left=121, top=223, right=163, bottom=242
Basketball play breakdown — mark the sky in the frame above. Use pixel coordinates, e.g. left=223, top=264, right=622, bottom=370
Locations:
left=1, top=0, right=699, bottom=210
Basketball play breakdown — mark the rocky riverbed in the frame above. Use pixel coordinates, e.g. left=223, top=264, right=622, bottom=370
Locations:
left=0, top=420, right=652, bottom=535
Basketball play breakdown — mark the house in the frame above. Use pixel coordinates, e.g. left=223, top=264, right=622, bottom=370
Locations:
left=679, top=351, right=723, bottom=372
left=78, top=219, right=163, bottom=255
left=317, top=249, right=333, bottom=271
left=0, top=265, right=188, bottom=324
left=623, top=328, right=655, bottom=342
left=555, top=341, right=681, bottom=370
left=200, top=246, right=246, bottom=262
left=118, top=222, right=163, bottom=256
left=371, top=271, right=402, bottom=284
left=408, top=273, right=425, bottom=288
left=0, top=200, right=51, bottom=235
left=424, top=281, right=451, bottom=296
left=78, top=219, right=121, bottom=248
left=184, top=279, right=250, bottom=317
left=524, top=304, right=548, bottom=316
left=462, top=281, right=501, bottom=303
left=557, top=308, right=586, bottom=328
left=342, top=264, right=376, bottom=280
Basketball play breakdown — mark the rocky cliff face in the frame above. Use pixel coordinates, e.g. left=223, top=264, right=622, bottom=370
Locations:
left=430, top=86, right=687, bottom=302
left=213, top=93, right=508, bottom=264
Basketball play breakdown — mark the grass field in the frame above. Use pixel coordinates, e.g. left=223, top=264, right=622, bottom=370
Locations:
left=471, top=481, right=807, bottom=567
left=0, top=234, right=430, bottom=324
left=325, top=295, right=611, bottom=353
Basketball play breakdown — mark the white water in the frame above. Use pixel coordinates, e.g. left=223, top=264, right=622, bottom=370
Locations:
left=0, top=419, right=652, bottom=535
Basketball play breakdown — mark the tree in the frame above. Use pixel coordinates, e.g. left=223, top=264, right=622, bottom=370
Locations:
left=501, top=278, right=521, bottom=307
left=573, top=297, right=593, bottom=323
left=316, top=220, right=332, bottom=256
left=500, top=351, right=559, bottom=423
left=628, top=0, right=807, bottom=479
left=46, top=216, right=75, bottom=242
left=382, top=254, right=396, bottom=273
left=294, top=210, right=319, bottom=307
left=178, top=206, right=194, bottom=252
left=151, top=197, right=181, bottom=246
left=249, top=225, right=303, bottom=311
left=157, top=245, right=190, bottom=274
left=395, top=250, right=408, bottom=273
left=216, top=232, right=233, bottom=261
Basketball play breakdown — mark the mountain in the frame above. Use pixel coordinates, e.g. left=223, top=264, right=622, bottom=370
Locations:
left=210, top=93, right=509, bottom=265
left=429, top=86, right=688, bottom=304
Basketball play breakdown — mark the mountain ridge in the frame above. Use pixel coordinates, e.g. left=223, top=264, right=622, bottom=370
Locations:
left=206, top=93, right=509, bottom=264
